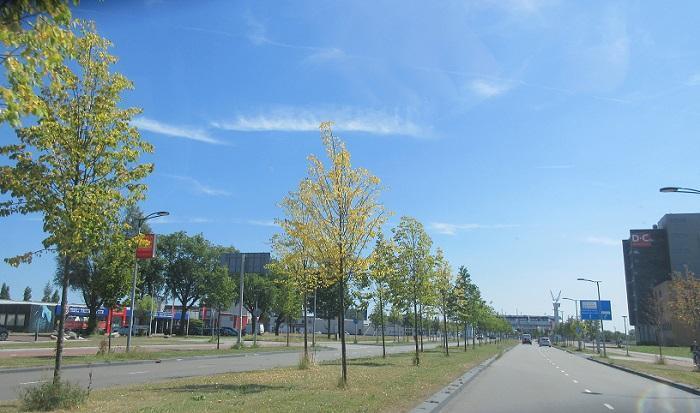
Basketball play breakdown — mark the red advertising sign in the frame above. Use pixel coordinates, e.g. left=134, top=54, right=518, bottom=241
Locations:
left=631, top=232, right=652, bottom=248
left=135, top=234, right=156, bottom=259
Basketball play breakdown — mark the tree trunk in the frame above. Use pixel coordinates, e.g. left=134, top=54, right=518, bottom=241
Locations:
left=419, top=306, right=424, bottom=353
left=413, top=297, right=420, bottom=365
left=54, top=256, right=70, bottom=384
left=443, top=302, right=449, bottom=356
left=379, top=295, right=386, bottom=358
left=178, top=305, right=188, bottom=335
left=87, top=304, right=99, bottom=336
left=275, top=316, right=282, bottom=336
left=327, top=318, right=331, bottom=339
left=472, top=324, right=476, bottom=349
left=339, top=276, right=348, bottom=384
left=303, top=291, right=308, bottom=359
left=216, top=307, right=221, bottom=350
left=463, top=324, right=467, bottom=351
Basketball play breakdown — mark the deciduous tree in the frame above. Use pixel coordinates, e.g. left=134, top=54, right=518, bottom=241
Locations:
left=293, top=122, right=387, bottom=385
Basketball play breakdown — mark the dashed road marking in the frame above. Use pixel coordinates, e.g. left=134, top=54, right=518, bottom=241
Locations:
left=572, top=379, right=578, bottom=383
left=20, top=380, right=45, bottom=385
left=565, top=373, right=569, bottom=376
left=560, top=370, right=566, bottom=373
left=604, top=403, right=615, bottom=410
left=585, top=389, right=592, bottom=393
left=128, top=371, right=148, bottom=375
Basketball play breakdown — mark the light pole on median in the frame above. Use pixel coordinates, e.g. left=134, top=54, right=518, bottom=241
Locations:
left=562, top=297, right=581, bottom=350
left=577, top=277, right=607, bottom=357
left=622, top=315, right=629, bottom=357
left=126, top=210, right=169, bottom=353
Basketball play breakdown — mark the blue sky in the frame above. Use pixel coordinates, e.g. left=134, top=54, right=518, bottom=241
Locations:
left=3, top=0, right=700, bottom=331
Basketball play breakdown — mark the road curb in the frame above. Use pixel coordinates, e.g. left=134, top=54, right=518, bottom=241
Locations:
left=0, top=348, right=313, bottom=374
left=409, top=345, right=514, bottom=413
left=586, top=356, right=700, bottom=396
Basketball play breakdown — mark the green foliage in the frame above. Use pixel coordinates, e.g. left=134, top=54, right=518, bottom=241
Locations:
left=158, top=231, right=229, bottom=335
left=0, top=282, right=9, bottom=299
left=19, top=379, right=89, bottom=411
left=0, top=1, right=76, bottom=126
left=23, top=286, right=32, bottom=301
left=41, top=281, right=52, bottom=302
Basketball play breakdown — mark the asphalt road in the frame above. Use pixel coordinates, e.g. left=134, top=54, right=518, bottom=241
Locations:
left=441, top=343, right=700, bottom=413
left=0, top=342, right=433, bottom=401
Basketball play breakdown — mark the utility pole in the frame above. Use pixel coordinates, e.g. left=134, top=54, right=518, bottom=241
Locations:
left=237, top=253, right=246, bottom=346
left=622, top=315, right=629, bottom=357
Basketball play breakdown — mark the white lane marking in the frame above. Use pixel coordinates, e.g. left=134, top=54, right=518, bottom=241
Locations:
left=565, top=373, right=569, bottom=377
left=560, top=370, right=566, bottom=373
left=572, top=379, right=578, bottom=383
left=20, top=380, right=45, bottom=385
left=128, top=371, right=148, bottom=375
left=604, top=403, right=615, bottom=410
left=585, top=389, right=592, bottom=393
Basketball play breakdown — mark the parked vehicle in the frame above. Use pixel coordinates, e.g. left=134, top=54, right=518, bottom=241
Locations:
left=0, top=325, right=8, bottom=341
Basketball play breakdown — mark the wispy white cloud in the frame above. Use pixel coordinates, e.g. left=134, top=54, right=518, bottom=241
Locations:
left=469, top=79, right=513, bottom=98
left=247, top=220, right=278, bottom=227
left=132, top=117, right=224, bottom=145
left=162, top=174, right=231, bottom=197
left=688, top=72, right=700, bottom=86
left=212, top=108, right=426, bottom=138
left=584, top=236, right=619, bottom=247
left=430, top=222, right=519, bottom=235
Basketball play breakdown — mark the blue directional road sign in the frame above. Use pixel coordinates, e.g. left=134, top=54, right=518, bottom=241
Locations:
left=580, top=300, right=612, bottom=321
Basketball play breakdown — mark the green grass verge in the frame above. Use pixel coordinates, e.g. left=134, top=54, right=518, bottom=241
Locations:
left=0, top=346, right=301, bottom=369
left=627, top=345, right=693, bottom=359
left=602, top=358, right=700, bottom=388
left=0, top=341, right=513, bottom=413
left=0, top=336, right=212, bottom=349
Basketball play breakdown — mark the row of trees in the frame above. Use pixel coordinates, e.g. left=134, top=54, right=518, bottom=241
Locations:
left=0, top=282, right=60, bottom=302
left=271, top=123, right=509, bottom=385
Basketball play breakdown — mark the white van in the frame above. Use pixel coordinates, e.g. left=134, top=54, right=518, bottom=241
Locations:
left=245, top=323, right=265, bottom=335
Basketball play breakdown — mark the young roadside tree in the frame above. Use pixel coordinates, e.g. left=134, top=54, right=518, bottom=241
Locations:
left=392, top=216, right=432, bottom=365
left=200, top=269, right=237, bottom=350
left=272, top=189, right=323, bottom=362
left=645, top=291, right=666, bottom=361
left=159, top=232, right=228, bottom=335
left=0, top=283, right=9, bottom=299
left=0, top=22, right=152, bottom=382
left=23, top=286, right=32, bottom=301
left=50, top=290, right=60, bottom=303
left=42, top=281, right=53, bottom=302
left=295, top=122, right=387, bottom=385
left=365, top=233, right=397, bottom=358
left=669, top=269, right=700, bottom=339
left=433, top=248, right=453, bottom=355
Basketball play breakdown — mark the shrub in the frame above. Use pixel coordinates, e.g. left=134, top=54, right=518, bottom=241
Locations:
left=20, top=379, right=89, bottom=411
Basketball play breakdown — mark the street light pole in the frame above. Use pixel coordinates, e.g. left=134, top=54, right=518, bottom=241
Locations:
left=577, top=277, right=607, bottom=357
left=622, top=315, right=629, bottom=356
left=237, top=253, right=246, bottom=347
left=126, top=211, right=169, bottom=353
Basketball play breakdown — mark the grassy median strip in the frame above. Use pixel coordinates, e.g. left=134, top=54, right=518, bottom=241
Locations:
left=601, top=358, right=700, bottom=389
left=0, top=341, right=511, bottom=413
left=0, top=346, right=300, bottom=369
left=627, top=345, right=694, bottom=359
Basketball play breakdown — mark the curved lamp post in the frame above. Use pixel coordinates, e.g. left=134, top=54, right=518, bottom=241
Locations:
left=126, top=211, right=169, bottom=352
left=577, top=277, right=606, bottom=357
left=660, top=186, right=700, bottom=195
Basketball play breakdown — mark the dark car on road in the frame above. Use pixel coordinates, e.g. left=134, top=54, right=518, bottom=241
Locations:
left=521, top=334, right=532, bottom=344
left=218, top=327, right=242, bottom=336
left=0, top=325, right=8, bottom=341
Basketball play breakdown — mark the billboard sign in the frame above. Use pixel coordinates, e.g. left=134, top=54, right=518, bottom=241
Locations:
left=630, top=231, right=653, bottom=248
left=136, top=234, right=157, bottom=259
left=580, top=300, right=612, bottom=321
